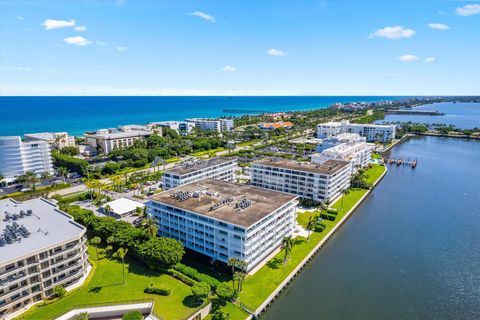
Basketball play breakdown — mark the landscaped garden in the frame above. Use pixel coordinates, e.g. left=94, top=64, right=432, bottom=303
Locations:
left=20, top=247, right=203, bottom=320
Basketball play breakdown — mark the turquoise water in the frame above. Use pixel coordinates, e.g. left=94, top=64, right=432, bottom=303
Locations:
left=262, top=136, right=480, bottom=320
left=0, top=96, right=403, bottom=136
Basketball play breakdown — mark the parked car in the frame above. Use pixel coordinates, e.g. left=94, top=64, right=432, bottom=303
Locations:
left=21, top=188, right=32, bottom=192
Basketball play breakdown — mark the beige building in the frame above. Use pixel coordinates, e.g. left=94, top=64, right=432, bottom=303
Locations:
left=24, top=132, right=75, bottom=150
left=0, top=198, right=89, bottom=318
left=84, top=126, right=153, bottom=155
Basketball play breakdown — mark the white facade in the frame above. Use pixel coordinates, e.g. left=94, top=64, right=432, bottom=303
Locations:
left=84, top=128, right=152, bottom=155
left=24, top=132, right=75, bottom=150
left=162, top=158, right=237, bottom=190
left=185, top=118, right=234, bottom=132
left=0, top=136, right=54, bottom=179
left=317, top=120, right=396, bottom=143
left=312, top=133, right=373, bottom=172
left=251, top=158, right=352, bottom=203
left=0, top=198, right=88, bottom=318
left=150, top=121, right=195, bottom=135
left=147, top=179, right=298, bottom=271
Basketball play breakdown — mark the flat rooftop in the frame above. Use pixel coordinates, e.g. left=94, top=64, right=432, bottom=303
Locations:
left=103, top=197, right=145, bottom=216
left=0, top=198, right=85, bottom=265
left=150, top=179, right=297, bottom=228
left=253, top=158, right=350, bottom=175
left=166, top=157, right=236, bottom=176
left=85, top=130, right=151, bottom=140
left=24, top=132, right=67, bottom=140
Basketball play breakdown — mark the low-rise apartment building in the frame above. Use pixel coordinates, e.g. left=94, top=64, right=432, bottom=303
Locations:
left=0, top=136, right=54, bottom=180
left=150, top=121, right=195, bottom=135
left=317, top=120, right=396, bottom=143
left=251, top=158, right=351, bottom=203
left=24, top=132, right=75, bottom=149
left=162, top=157, right=237, bottom=190
left=147, top=179, right=298, bottom=271
left=312, top=133, right=373, bottom=172
left=0, top=198, right=89, bottom=318
left=84, top=127, right=153, bottom=155
left=185, top=118, right=234, bottom=132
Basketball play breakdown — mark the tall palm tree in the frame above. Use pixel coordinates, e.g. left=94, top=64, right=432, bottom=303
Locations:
left=103, top=204, right=112, bottom=216
left=306, top=216, right=316, bottom=241
left=233, top=271, right=245, bottom=292
left=281, top=236, right=294, bottom=265
left=143, top=217, right=158, bottom=237
left=90, top=236, right=102, bottom=260
left=58, top=167, right=69, bottom=183
left=227, top=257, right=239, bottom=276
left=23, top=171, right=39, bottom=191
left=113, top=247, right=128, bottom=285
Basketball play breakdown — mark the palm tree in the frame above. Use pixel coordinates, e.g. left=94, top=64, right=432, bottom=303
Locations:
left=23, top=171, right=39, bottom=191
left=113, top=247, right=128, bottom=285
left=58, top=167, right=69, bottom=183
left=103, top=204, right=112, bottom=216
left=281, top=236, right=294, bottom=265
left=306, top=216, right=316, bottom=241
left=233, top=271, right=245, bottom=292
left=90, top=236, right=102, bottom=260
left=143, top=217, right=158, bottom=237
left=236, top=260, right=248, bottom=272
left=340, top=188, right=350, bottom=210
left=227, top=257, right=239, bottom=276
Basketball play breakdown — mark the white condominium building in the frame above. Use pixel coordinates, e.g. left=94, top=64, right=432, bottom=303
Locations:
left=147, top=179, right=298, bottom=271
left=312, top=133, right=373, bottom=172
left=84, top=127, right=153, bottom=155
left=0, top=198, right=89, bottom=318
left=0, top=136, right=54, bottom=180
left=317, top=120, right=396, bottom=143
left=185, top=118, right=234, bottom=132
left=150, top=121, right=195, bottom=135
left=251, top=158, right=352, bottom=203
left=162, top=157, right=237, bottom=190
left=24, top=132, right=75, bottom=150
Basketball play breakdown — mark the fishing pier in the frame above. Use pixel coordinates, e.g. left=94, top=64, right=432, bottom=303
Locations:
left=385, top=157, right=417, bottom=168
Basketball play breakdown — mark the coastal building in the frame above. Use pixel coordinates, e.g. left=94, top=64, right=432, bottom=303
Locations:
left=161, top=157, right=237, bottom=190
left=185, top=118, right=234, bottom=133
left=311, top=133, right=373, bottom=172
left=84, top=126, right=153, bottom=155
left=150, top=121, right=195, bottom=135
left=24, top=132, right=75, bottom=150
left=0, top=198, right=89, bottom=318
left=316, top=120, right=396, bottom=143
left=102, top=197, right=145, bottom=219
left=260, top=121, right=294, bottom=130
left=251, top=158, right=351, bottom=202
left=147, top=179, right=298, bottom=271
left=0, top=136, right=54, bottom=180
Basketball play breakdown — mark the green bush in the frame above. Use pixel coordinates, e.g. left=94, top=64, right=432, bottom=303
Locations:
left=55, top=192, right=90, bottom=204
left=52, top=152, right=88, bottom=176
left=144, top=285, right=171, bottom=296
left=122, top=311, right=143, bottom=320
left=320, top=213, right=336, bottom=221
left=173, top=263, right=220, bottom=289
left=215, top=283, right=237, bottom=302
left=167, top=269, right=197, bottom=286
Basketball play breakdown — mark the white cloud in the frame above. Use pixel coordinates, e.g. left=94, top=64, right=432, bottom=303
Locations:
left=116, top=46, right=127, bottom=52
left=428, top=23, right=450, bottom=31
left=369, top=26, right=416, bottom=39
left=96, top=41, right=109, bottom=46
left=221, top=65, right=238, bottom=72
left=16, top=16, right=24, bottom=21
left=398, top=54, right=419, bottom=62
left=267, top=48, right=287, bottom=57
left=424, top=57, right=436, bottom=63
left=63, top=36, right=91, bottom=46
left=190, top=11, right=216, bottom=23
left=74, top=25, right=86, bottom=32
left=456, top=4, right=480, bottom=16
left=8, top=66, right=31, bottom=71
left=43, top=19, right=75, bottom=30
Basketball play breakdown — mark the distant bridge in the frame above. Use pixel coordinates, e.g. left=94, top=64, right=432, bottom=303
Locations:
left=223, top=109, right=270, bottom=114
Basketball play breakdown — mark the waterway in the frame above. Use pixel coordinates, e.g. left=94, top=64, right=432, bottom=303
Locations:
left=262, top=136, right=480, bottom=320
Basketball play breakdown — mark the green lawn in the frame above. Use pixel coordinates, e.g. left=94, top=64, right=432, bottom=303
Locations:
left=371, top=153, right=382, bottom=160
left=204, top=301, right=249, bottom=320
left=238, top=165, right=386, bottom=310
left=191, top=148, right=225, bottom=158
left=364, top=164, right=386, bottom=185
left=20, top=247, right=202, bottom=320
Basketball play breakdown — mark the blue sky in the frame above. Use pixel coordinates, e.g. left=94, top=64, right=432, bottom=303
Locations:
left=0, top=0, right=479, bottom=95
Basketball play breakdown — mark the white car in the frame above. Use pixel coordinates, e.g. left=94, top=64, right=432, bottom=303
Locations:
left=21, top=188, right=32, bottom=192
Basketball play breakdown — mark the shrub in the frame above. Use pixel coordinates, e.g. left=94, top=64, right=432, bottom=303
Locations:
left=191, top=282, right=211, bottom=302
left=173, top=263, right=220, bottom=289
left=320, top=213, right=336, bottom=221
left=55, top=192, right=90, bottom=204
left=212, top=309, right=230, bottom=320
left=215, top=283, right=236, bottom=302
left=52, top=152, right=88, bottom=176
left=122, top=311, right=143, bottom=320
left=53, top=285, right=66, bottom=299
left=167, top=269, right=197, bottom=286
left=144, top=285, right=171, bottom=296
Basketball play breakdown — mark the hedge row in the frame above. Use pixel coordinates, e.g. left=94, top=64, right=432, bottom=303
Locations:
left=172, top=263, right=220, bottom=289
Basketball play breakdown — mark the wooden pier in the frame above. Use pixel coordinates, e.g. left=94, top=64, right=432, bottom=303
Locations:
left=385, top=157, right=417, bottom=168
left=223, top=109, right=269, bottom=114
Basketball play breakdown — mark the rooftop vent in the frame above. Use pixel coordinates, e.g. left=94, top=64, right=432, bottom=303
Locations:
left=171, top=190, right=192, bottom=201
left=209, top=197, right=234, bottom=211
left=235, top=198, right=253, bottom=210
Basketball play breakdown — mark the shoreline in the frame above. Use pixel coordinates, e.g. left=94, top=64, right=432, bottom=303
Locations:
left=245, top=166, right=388, bottom=319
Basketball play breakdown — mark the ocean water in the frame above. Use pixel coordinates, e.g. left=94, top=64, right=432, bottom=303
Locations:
left=379, top=102, right=480, bottom=129
left=263, top=136, right=480, bottom=320
left=0, top=96, right=402, bottom=136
